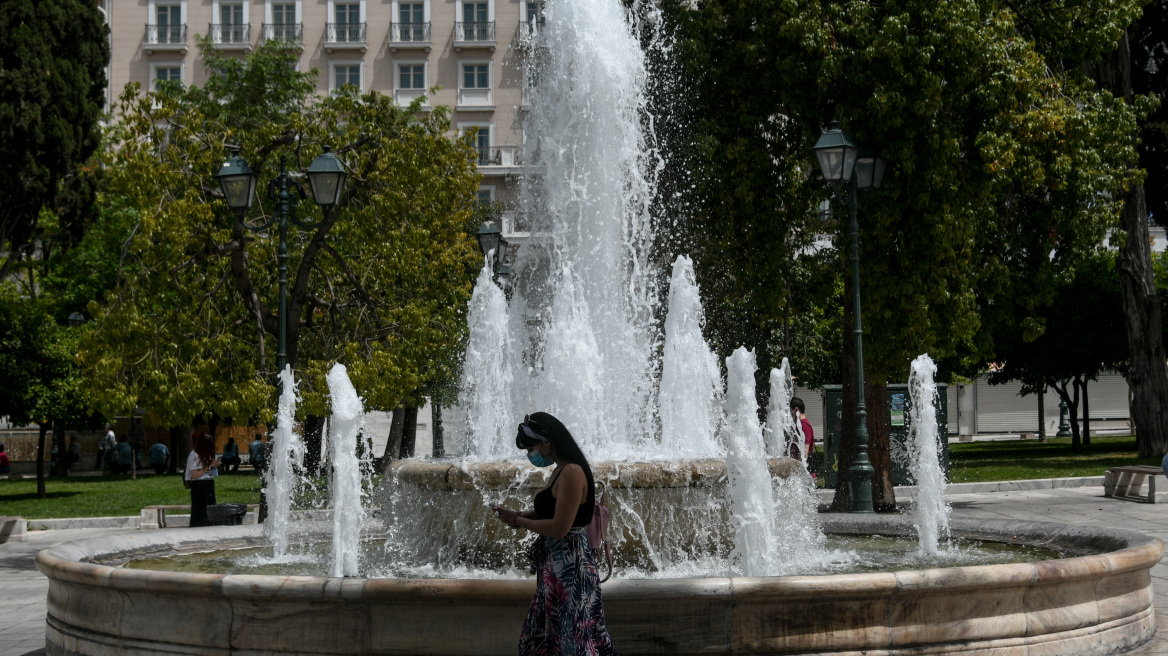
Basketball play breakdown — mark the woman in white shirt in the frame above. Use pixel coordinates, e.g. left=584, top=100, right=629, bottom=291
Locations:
left=185, top=433, right=220, bottom=527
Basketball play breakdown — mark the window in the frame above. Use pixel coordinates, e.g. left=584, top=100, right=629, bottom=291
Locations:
left=219, top=3, right=245, bottom=42
left=525, top=1, right=544, bottom=26
left=154, top=65, right=183, bottom=90
left=399, top=2, right=425, bottom=41
left=473, top=126, right=491, bottom=164
left=399, top=65, right=424, bottom=90
left=462, top=2, right=489, bottom=40
left=332, top=63, right=361, bottom=94
left=463, top=64, right=488, bottom=89
left=477, top=188, right=494, bottom=203
left=335, top=3, right=361, bottom=41
left=157, top=4, right=182, bottom=43
left=271, top=2, right=297, bottom=40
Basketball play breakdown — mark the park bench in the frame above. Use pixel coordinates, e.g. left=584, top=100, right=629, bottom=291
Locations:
left=1103, top=465, right=1163, bottom=504
left=0, top=516, right=28, bottom=543
left=140, top=504, right=259, bottom=529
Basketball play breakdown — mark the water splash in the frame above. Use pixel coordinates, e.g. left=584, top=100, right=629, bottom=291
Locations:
left=460, top=255, right=514, bottom=459
left=765, top=359, right=798, bottom=459
left=908, top=354, right=950, bottom=556
left=723, top=348, right=779, bottom=576
left=264, top=366, right=303, bottom=557
left=326, top=363, right=366, bottom=577
left=659, top=255, right=722, bottom=457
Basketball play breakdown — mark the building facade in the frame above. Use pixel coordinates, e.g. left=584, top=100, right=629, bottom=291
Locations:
left=99, top=0, right=534, bottom=229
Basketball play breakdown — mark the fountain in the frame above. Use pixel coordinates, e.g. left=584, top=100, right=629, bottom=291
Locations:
left=907, top=354, right=951, bottom=556
left=33, top=0, right=1163, bottom=653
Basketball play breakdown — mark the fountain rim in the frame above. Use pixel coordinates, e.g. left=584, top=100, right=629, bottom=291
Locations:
left=35, top=515, right=1163, bottom=600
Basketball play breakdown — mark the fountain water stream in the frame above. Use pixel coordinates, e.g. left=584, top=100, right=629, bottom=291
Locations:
left=264, top=366, right=303, bottom=558
left=907, top=354, right=950, bottom=555
left=765, top=359, right=798, bottom=459
left=326, top=363, right=367, bottom=577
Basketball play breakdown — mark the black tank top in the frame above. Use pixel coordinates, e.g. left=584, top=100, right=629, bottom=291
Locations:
left=534, top=466, right=594, bottom=527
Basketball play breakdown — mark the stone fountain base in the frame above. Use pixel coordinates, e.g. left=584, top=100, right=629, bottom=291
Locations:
left=36, top=515, right=1160, bottom=655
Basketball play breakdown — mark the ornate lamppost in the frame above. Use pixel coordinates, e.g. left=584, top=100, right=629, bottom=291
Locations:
left=813, top=121, right=885, bottom=514
left=476, top=220, right=512, bottom=280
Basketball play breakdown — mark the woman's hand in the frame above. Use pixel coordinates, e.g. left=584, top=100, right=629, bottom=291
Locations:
left=492, top=506, right=520, bottom=528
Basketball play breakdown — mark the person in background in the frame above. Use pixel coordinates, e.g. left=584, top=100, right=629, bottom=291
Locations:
left=68, top=436, right=81, bottom=467
left=249, top=434, right=266, bottom=472
left=221, top=437, right=241, bottom=474
left=96, top=424, right=116, bottom=470
left=113, top=435, right=133, bottom=475
left=791, top=397, right=817, bottom=480
left=150, top=439, right=170, bottom=475
left=185, top=434, right=220, bottom=527
left=0, top=443, right=10, bottom=475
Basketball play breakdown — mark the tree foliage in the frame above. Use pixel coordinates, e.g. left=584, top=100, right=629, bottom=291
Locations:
left=0, top=0, right=109, bottom=279
left=79, top=41, right=483, bottom=426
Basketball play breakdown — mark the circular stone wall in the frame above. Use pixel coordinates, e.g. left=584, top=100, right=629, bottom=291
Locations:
left=37, top=515, right=1161, bottom=656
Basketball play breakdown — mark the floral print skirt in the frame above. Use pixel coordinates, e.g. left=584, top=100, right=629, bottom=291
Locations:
left=520, top=528, right=618, bottom=656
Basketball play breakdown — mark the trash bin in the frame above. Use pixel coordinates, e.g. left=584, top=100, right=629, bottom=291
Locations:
left=821, top=384, right=949, bottom=488
left=205, top=503, right=248, bottom=526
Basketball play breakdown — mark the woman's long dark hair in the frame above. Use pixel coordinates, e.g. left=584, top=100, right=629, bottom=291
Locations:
left=195, top=433, right=215, bottom=469
left=517, top=412, right=596, bottom=513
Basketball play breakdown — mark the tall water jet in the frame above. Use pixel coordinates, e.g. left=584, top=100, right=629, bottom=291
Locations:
left=723, top=347, right=779, bottom=576
left=765, top=359, right=798, bottom=459
left=512, top=0, right=661, bottom=455
left=659, top=255, right=722, bottom=457
left=264, top=365, right=303, bottom=558
left=907, top=354, right=950, bottom=555
left=326, top=363, right=366, bottom=577
left=460, top=256, right=514, bottom=459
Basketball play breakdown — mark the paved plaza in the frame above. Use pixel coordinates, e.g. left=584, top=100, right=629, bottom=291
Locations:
left=3, top=486, right=1168, bottom=655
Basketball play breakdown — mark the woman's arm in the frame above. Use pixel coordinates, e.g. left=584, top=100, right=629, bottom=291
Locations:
left=514, top=465, right=586, bottom=539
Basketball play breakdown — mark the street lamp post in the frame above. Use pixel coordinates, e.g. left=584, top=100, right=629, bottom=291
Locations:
left=216, top=145, right=346, bottom=523
left=475, top=220, right=512, bottom=280
left=813, top=122, right=885, bottom=514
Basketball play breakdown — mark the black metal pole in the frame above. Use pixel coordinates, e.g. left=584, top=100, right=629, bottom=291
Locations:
left=276, top=156, right=290, bottom=374
left=847, top=177, right=875, bottom=513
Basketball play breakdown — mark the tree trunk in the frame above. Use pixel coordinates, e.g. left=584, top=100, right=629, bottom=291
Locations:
left=830, top=293, right=856, bottom=512
left=303, top=415, right=326, bottom=475
left=1091, top=30, right=1168, bottom=457
left=168, top=426, right=187, bottom=475
left=1082, top=378, right=1092, bottom=446
left=36, top=422, right=49, bottom=498
left=399, top=406, right=418, bottom=459
left=432, top=402, right=445, bottom=458
left=1057, top=379, right=1083, bottom=452
left=378, top=408, right=406, bottom=473
left=1038, top=384, right=1046, bottom=440
left=867, top=381, right=896, bottom=512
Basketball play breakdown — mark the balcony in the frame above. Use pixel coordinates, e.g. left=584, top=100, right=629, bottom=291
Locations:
left=325, top=22, right=367, bottom=53
left=457, top=88, right=493, bottom=110
left=143, top=24, right=188, bottom=54
left=454, top=21, right=495, bottom=51
left=389, top=22, right=431, bottom=52
left=208, top=23, right=251, bottom=50
left=262, top=22, right=303, bottom=45
left=517, top=19, right=545, bottom=47
left=476, top=146, right=522, bottom=175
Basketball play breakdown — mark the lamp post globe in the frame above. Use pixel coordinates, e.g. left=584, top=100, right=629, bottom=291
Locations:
left=216, top=146, right=258, bottom=211
left=854, top=148, right=887, bottom=190
left=67, top=312, right=85, bottom=327
left=306, top=146, right=347, bottom=207
left=812, top=121, right=859, bottom=184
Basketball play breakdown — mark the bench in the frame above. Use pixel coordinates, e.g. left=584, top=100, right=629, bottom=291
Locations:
left=140, top=504, right=260, bottom=529
left=0, top=516, right=28, bottom=543
left=1104, top=466, right=1163, bottom=503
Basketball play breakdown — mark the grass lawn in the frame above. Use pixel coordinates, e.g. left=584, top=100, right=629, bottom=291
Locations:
left=947, top=434, right=1161, bottom=483
left=0, top=471, right=263, bottom=520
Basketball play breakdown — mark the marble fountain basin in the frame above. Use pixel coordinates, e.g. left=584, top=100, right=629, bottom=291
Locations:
left=36, top=514, right=1162, bottom=656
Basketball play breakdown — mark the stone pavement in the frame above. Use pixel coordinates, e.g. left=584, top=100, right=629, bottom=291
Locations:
left=2, top=486, right=1168, bottom=655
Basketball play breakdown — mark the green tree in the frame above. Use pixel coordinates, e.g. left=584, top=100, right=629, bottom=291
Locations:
left=79, top=41, right=483, bottom=430
left=664, top=0, right=1145, bottom=508
left=988, top=252, right=1130, bottom=451
left=0, top=0, right=109, bottom=280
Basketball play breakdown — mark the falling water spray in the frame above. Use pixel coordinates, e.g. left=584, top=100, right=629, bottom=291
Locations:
left=908, top=354, right=950, bottom=555
left=265, top=366, right=303, bottom=558
left=326, top=363, right=366, bottom=577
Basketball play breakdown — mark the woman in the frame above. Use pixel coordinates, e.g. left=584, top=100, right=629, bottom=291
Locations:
left=493, top=412, right=618, bottom=656
left=185, top=434, right=220, bottom=527
left=220, top=437, right=241, bottom=474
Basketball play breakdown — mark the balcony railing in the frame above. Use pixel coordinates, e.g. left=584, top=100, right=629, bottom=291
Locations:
left=262, top=22, right=303, bottom=43
left=454, top=21, right=495, bottom=45
left=208, top=23, right=251, bottom=47
left=144, top=24, right=188, bottom=49
left=517, top=19, right=545, bottom=45
left=475, top=146, right=521, bottom=168
left=390, top=22, right=431, bottom=43
left=326, top=22, right=367, bottom=49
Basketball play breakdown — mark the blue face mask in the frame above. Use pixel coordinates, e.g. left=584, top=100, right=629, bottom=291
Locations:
left=528, top=450, right=554, bottom=467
